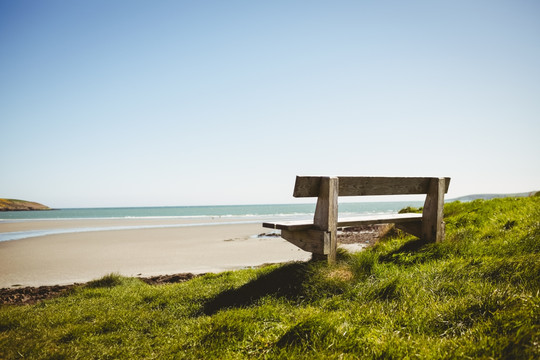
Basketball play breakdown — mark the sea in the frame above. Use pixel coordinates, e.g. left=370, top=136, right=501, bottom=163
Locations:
left=0, top=201, right=423, bottom=243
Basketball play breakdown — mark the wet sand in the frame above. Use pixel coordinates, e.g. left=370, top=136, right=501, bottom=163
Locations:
left=0, top=219, right=311, bottom=288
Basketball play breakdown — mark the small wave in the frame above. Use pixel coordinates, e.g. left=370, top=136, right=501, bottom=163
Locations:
left=0, top=213, right=318, bottom=222
left=0, top=220, right=266, bottom=243
left=0, top=211, right=394, bottom=227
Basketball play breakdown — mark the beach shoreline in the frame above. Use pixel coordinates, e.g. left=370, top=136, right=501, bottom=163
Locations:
left=0, top=219, right=311, bottom=288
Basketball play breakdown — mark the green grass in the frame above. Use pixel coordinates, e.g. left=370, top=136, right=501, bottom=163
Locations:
left=1, top=197, right=539, bottom=359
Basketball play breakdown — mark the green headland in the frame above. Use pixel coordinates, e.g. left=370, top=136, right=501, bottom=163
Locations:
left=0, top=198, right=50, bottom=211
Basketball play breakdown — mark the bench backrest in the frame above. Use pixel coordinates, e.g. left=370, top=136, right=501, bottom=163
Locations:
left=293, top=176, right=451, bottom=197
left=293, top=176, right=451, bottom=248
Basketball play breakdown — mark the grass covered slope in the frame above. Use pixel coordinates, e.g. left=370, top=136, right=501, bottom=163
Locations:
left=0, top=198, right=50, bottom=211
left=1, top=197, right=539, bottom=359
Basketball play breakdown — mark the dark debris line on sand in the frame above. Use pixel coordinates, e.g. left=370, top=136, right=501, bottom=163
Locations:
left=0, top=273, right=199, bottom=306
left=0, top=285, right=76, bottom=306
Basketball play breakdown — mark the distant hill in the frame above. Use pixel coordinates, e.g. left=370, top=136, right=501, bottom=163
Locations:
left=0, top=199, right=51, bottom=211
left=450, top=191, right=539, bottom=202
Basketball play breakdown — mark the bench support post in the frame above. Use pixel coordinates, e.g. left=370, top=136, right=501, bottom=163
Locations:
left=395, top=221, right=422, bottom=238
left=313, top=177, right=339, bottom=263
left=281, top=229, right=326, bottom=254
left=421, top=177, right=446, bottom=242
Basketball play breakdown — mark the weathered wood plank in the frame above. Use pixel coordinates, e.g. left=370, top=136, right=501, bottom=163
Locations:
left=281, top=229, right=326, bottom=254
left=263, top=213, right=423, bottom=232
left=313, top=177, right=338, bottom=231
left=263, top=220, right=314, bottom=231
left=293, top=176, right=322, bottom=198
left=395, top=222, right=422, bottom=238
left=293, top=176, right=450, bottom=197
left=338, top=177, right=432, bottom=196
left=421, top=177, right=446, bottom=242
left=337, top=213, right=422, bottom=227
left=312, top=177, right=339, bottom=262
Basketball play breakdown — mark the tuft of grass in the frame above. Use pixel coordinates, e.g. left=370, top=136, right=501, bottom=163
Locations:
left=86, top=273, right=125, bottom=288
left=398, top=206, right=422, bottom=214
left=1, top=196, right=539, bottom=359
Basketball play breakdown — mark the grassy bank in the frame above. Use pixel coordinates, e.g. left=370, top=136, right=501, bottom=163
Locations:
left=0, top=198, right=50, bottom=211
left=1, top=196, right=539, bottom=359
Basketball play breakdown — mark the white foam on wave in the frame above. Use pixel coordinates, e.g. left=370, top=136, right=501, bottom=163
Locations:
left=0, top=213, right=316, bottom=223
left=0, top=207, right=402, bottom=242
left=0, top=220, right=263, bottom=243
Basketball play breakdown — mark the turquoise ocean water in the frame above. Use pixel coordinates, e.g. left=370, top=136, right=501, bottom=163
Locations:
left=0, top=202, right=423, bottom=242
left=0, top=202, right=424, bottom=220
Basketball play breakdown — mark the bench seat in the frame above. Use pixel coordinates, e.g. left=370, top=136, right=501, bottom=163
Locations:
left=263, top=213, right=422, bottom=232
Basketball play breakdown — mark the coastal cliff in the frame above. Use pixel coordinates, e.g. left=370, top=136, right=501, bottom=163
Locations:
left=0, top=199, right=51, bottom=211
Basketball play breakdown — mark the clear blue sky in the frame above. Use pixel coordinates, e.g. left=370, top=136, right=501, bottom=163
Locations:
left=1, top=0, right=539, bottom=208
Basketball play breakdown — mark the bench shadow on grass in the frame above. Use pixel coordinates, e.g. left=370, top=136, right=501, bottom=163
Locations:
left=203, top=238, right=432, bottom=315
left=203, top=262, right=310, bottom=315
left=378, top=237, right=431, bottom=263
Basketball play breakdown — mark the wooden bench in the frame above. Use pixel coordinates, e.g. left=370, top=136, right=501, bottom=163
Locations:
left=263, top=176, right=451, bottom=263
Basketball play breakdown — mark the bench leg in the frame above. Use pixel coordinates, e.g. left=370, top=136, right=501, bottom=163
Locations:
left=313, top=177, right=339, bottom=263
left=395, top=221, right=422, bottom=238
left=422, top=178, right=446, bottom=242
left=326, top=230, right=337, bottom=263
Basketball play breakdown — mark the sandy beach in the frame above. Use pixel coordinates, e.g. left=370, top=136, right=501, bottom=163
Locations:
left=0, top=219, right=311, bottom=288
